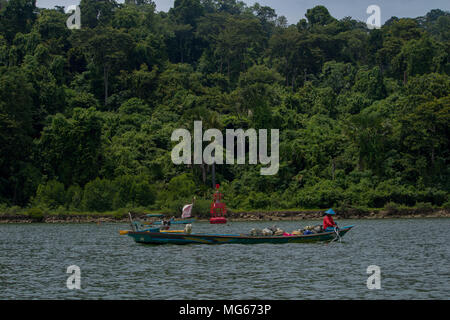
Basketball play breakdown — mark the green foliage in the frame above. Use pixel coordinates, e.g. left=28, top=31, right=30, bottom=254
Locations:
left=80, top=175, right=155, bottom=212
left=82, top=178, right=117, bottom=212
left=191, top=199, right=210, bottom=217
left=0, top=66, right=35, bottom=205
left=167, top=173, right=196, bottom=200
left=26, top=207, right=44, bottom=221
left=119, top=98, right=150, bottom=115
left=237, top=64, right=283, bottom=128
left=414, top=202, right=433, bottom=211
left=0, top=0, right=37, bottom=42
left=33, top=180, right=66, bottom=209
left=113, top=174, right=156, bottom=208
left=305, top=5, right=335, bottom=26
left=321, top=61, right=356, bottom=94
left=247, top=192, right=271, bottom=209
left=443, top=200, right=450, bottom=209
left=295, top=180, right=344, bottom=209
left=0, top=2, right=448, bottom=213
left=353, top=66, right=386, bottom=100
left=65, top=185, right=83, bottom=210
left=37, top=108, right=102, bottom=187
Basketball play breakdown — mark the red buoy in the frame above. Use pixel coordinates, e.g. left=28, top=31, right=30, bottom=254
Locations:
left=209, top=184, right=227, bottom=224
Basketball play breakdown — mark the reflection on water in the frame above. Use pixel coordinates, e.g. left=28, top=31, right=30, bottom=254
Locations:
left=0, top=219, right=449, bottom=299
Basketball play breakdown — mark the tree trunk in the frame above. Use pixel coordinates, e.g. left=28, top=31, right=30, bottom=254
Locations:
left=285, top=58, right=289, bottom=86
left=212, top=162, right=216, bottom=189
left=104, top=65, right=109, bottom=106
left=211, top=148, right=216, bottom=188
left=431, top=145, right=435, bottom=166
left=201, top=162, right=206, bottom=184
left=179, top=37, right=184, bottom=63
left=431, top=125, right=436, bottom=166
left=331, top=158, right=336, bottom=180
left=12, top=181, right=17, bottom=205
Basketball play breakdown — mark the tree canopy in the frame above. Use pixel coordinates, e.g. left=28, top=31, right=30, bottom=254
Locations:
left=0, top=0, right=449, bottom=212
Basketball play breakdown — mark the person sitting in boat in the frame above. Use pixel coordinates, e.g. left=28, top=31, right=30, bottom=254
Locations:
left=323, top=208, right=338, bottom=232
left=161, top=218, right=171, bottom=230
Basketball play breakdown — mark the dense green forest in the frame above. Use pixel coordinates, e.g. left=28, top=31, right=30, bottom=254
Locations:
left=0, top=0, right=449, bottom=215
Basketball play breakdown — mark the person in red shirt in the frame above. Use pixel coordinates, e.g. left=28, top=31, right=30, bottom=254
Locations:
left=323, top=208, right=338, bottom=231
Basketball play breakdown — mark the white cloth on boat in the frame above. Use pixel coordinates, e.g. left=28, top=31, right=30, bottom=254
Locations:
left=184, top=224, right=192, bottom=234
left=182, top=204, right=193, bottom=218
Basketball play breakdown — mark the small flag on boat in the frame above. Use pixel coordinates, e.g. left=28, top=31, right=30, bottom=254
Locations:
left=182, top=204, right=193, bottom=218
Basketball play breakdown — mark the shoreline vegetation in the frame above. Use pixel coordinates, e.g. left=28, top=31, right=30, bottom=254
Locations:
left=1, top=207, right=448, bottom=224
left=0, top=2, right=449, bottom=219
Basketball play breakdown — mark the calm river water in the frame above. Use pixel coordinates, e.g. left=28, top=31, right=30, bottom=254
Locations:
left=0, top=219, right=449, bottom=299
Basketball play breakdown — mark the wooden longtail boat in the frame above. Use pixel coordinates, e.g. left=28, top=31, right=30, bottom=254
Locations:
left=119, top=212, right=193, bottom=235
left=126, top=226, right=354, bottom=245
left=151, top=219, right=196, bottom=225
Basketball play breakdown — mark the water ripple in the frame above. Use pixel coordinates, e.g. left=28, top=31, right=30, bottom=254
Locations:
left=0, top=219, right=449, bottom=299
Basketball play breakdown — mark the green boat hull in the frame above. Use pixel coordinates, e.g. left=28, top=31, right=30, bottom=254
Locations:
left=127, top=226, right=353, bottom=245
